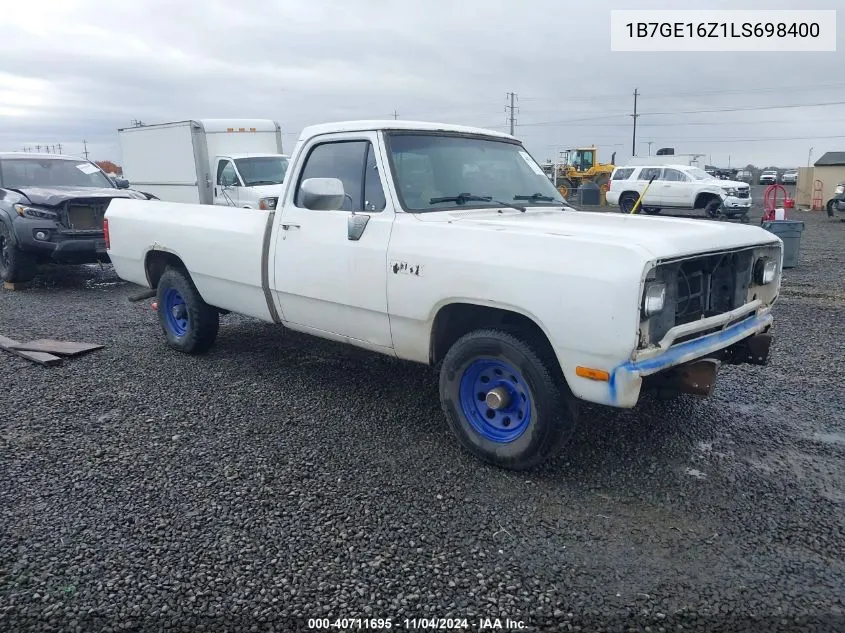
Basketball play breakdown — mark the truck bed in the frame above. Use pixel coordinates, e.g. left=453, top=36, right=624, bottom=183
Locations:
left=105, top=199, right=274, bottom=321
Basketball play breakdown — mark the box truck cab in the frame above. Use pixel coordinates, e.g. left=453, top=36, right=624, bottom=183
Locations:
left=118, top=119, right=289, bottom=210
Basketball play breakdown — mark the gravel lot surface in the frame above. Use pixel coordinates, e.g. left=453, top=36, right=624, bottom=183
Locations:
left=1, top=200, right=843, bottom=632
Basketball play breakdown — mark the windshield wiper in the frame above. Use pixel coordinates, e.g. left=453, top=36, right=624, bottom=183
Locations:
left=514, top=192, right=572, bottom=210
left=429, top=192, right=525, bottom=212
left=513, top=193, right=556, bottom=202
left=246, top=180, right=281, bottom=186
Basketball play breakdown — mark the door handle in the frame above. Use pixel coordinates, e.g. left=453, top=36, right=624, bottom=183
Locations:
left=281, top=223, right=300, bottom=230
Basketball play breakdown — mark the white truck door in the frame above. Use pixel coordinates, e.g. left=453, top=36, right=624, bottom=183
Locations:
left=270, top=133, right=394, bottom=350
left=634, top=167, right=663, bottom=206
left=657, top=167, right=689, bottom=207
left=214, top=158, right=241, bottom=207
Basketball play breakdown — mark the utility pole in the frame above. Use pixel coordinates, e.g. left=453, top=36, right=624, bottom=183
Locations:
left=646, top=141, right=653, bottom=156
left=83, top=140, right=89, bottom=160
left=505, top=92, right=518, bottom=135
left=57, top=143, right=62, bottom=154
left=631, top=88, right=639, bottom=156
left=807, top=146, right=813, bottom=167
left=392, top=110, right=399, bottom=120
left=728, top=155, right=731, bottom=167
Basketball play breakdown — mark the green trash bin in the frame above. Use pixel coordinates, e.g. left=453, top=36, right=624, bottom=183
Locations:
left=761, top=220, right=804, bottom=268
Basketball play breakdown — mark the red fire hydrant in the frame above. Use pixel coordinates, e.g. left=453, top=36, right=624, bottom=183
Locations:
left=761, top=184, right=793, bottom=223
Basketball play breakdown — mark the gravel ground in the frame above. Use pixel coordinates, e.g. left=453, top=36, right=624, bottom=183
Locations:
left=1, top=202, right=844, bottom=632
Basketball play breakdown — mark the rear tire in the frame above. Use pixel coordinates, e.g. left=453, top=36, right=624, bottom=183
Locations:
left=828, top=199, right=836, bottom=217
left=0, top=222, right=37, bottom=284
left=439, top=329, right=578, bottom=471
left=619, top=193, right=638, bottom=214
left=156, top=267, right=219, bottom=354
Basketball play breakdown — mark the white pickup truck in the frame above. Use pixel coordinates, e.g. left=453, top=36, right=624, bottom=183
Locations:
left=105, top=120, right=783, bottom=470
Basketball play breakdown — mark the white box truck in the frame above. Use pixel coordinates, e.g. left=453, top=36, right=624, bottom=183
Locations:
left=118, top=119, right=289, bottom=210
left=626, top=153, right=706, bottom=169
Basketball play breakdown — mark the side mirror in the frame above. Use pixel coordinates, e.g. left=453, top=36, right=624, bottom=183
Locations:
left=115, top=177, right=130, bottom=189
left=300, top=177, right=345, bottom=210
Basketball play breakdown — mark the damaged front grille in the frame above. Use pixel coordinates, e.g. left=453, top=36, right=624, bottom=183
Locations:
left=675, top=252, right=748, bottom=324
left=63, top=200, right=108, bottom=231
left=643, top=249, right=754, bottom=345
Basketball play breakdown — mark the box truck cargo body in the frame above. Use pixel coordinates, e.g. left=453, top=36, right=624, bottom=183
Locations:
left=625, top=154, right=706, bottom=169
left=118, top=119, right=289, bottom=209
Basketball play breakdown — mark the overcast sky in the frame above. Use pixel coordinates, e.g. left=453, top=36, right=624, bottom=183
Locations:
left=1, top=0, right=843, bottom=169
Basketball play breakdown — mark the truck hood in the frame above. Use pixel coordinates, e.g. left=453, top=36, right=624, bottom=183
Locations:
left=710, top=179, right=749, bottom=189
left=247, top=183, right=285, bottom=197
left=419, top=208, right=779, bottom=260
left=13, top=186, right=146, bottom=206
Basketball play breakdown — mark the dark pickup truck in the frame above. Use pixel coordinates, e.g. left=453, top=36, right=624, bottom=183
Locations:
left=0, top=153, right=151, bottom=283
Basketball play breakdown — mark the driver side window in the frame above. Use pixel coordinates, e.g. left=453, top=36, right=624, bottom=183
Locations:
left=660, top=168, right=688, bottom=182
left=294, top=140, right=386, bottom=212
left=217, top=161, right=239, bottom=187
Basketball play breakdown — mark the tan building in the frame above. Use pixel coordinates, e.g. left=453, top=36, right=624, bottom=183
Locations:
left=810, top=152, right=845, bottom=211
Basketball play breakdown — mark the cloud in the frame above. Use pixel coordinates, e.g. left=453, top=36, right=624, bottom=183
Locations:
left=1, top=0, right=843, bottom=167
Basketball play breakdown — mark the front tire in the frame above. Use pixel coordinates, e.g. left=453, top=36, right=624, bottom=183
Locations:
left=439, top=329, right=578, bottom=471
left=642, top=207, right=662, bottom=215
left=156, top=268, right=219, bottom=354
left=556, top=178, right=575, bottom=199
left=0, top=222, right=37, bottom=284
left=704, top=199, right=722, bottom=218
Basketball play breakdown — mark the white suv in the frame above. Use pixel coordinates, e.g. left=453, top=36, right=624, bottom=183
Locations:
left=606, top=164, right=752, bottom=220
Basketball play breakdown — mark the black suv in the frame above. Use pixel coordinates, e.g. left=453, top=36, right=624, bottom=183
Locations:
left=0, top=153, right=148, bottom=283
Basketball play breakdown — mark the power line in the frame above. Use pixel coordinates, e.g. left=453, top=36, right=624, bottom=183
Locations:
left=517, top=99, right=845, bottom=128
left=518, top=80, right=845, bottom=104
left=642, top=99, right=845, bottom=117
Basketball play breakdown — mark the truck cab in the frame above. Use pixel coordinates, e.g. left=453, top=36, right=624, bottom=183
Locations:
left=213, top=153, right=290, bottom=209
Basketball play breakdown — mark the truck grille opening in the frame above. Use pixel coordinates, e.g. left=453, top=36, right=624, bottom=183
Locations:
left=642, top=249, right=755, bottom=345
left=64, top=200, right=108, bottom=231
left=735, top=190, right=749, bottom=199
left=675, top=254, right=742, bottom=325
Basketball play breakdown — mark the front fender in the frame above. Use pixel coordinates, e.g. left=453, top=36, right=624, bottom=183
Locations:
left=0, top=208, right=22, bottom=244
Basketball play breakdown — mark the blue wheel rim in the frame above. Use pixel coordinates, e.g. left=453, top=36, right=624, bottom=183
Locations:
left=162, top=288, right=189, bottom=337
left=458, top=358, right=532, bottom=443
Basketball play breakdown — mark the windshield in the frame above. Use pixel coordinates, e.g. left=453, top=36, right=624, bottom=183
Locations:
left=686, top=167, right=714, bottom=181
left=0, top=158, right=114, bottom=189
left=386, top=133, right=566, bottom=212
left=234, top=156, right=289, bottom=186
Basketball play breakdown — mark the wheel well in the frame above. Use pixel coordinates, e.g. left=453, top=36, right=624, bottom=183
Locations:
left=694, top=192, right=720, bottom=209
left=430, top=303, right=560, bottom=371
left=620, top=190, right=639, bottom=200
left=145, top=251, right=187, bottom=288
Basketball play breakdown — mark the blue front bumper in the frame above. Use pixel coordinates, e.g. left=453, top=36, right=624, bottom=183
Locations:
left=608, top=310, right=773, bottom=406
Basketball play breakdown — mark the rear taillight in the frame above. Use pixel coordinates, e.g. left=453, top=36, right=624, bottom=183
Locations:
left=103, top=218, right=110, bottom=249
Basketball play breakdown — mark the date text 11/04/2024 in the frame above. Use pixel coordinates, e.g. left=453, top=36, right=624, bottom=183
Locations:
left=625, top=21, right=821, bottom=38
left=306, top=617, right=526, bottom=630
